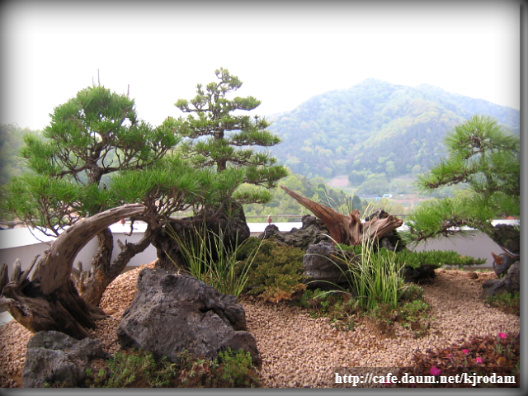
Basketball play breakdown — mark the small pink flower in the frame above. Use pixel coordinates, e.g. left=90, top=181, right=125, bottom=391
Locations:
left=476, top=357, right=483, bottom=364
left=462, top=349, right=469, bottom=355
left=430, top=366, right=442, bottom=376
left=498, top=332, right=507, bottom=339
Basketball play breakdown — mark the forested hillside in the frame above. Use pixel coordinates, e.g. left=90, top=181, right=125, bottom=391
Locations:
left=267, top=79, right=520, bottom=193
left=0, top=124, right=35, bottom=185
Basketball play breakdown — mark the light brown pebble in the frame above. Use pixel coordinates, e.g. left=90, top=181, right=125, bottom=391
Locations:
left=0, top=267, right=519, bottom=388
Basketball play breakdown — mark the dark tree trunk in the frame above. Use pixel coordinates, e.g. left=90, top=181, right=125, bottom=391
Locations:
left=0, top=204, right=147, bottom=339
left=280, top=186, right=403, bottom=245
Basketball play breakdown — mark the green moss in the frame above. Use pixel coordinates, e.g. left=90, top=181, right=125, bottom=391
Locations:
left=240, top=238, right=307, bottom=303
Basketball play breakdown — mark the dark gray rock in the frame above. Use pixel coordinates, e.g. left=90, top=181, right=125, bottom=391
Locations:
left=22, top=331, right=109, bottom=388
left=492, top=251, right=519, bottom=277
left=261, top=213, right=405, bottom=253
left=303, top=241, right=353, bottom=289
left=402, top=264, right=437, bottom=284
left=117, top=268, right=260, bottom=366
left=260, top=215, right=331, bottom=250
left=153, top=201, right=250, bottom=271
left=482, top=261, right=520, bottom=299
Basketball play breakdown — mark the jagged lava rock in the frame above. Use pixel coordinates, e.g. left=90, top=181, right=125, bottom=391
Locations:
left=303, top=241, right=352, bottom=290
left=117, top=268, right=260, bottom=366
left=481, top=261, right=520, bottom=299
left=260, top=215, right=331, bottom=250
left=22, top=330, right=109, bottom=388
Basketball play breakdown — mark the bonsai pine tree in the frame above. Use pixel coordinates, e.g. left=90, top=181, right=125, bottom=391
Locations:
left=173, top=68, right=288, bottom=205
left=402, top=115, right=520, bottom=252
left=1, top=85, right=241, bottom=308
left=148, top=68, right=288, bottom=271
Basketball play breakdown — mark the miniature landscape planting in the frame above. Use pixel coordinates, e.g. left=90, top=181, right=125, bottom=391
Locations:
left=0, top=69, right=521, bottom=388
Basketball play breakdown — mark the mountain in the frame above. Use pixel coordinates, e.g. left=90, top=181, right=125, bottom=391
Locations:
left=266, top=79, right=520, bottom=191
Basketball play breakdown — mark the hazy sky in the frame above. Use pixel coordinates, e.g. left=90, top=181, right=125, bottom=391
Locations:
left=0, top=0, right=521, bottom=131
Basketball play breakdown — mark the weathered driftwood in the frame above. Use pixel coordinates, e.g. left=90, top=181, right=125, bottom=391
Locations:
left=0, top=204, right=147, bottom=339
left=280, top=185, right=403, bottom=245
left=73, top=223, right=154, bottom=306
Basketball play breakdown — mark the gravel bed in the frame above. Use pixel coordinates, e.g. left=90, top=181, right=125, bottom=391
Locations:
left=0, top=265, right=520, bottom=388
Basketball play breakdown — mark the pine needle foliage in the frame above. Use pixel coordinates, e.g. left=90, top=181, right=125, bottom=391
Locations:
left=2, top=85, right=182, bottom=234
left=1, top=84, right=243, bottom=235
left=170, top=68, right=288, bottom=204
left=403, top=115, right=520, bottom=243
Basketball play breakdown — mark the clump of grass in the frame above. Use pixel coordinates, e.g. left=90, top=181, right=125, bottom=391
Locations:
left=165, top=225, right=261, bottom=298
left=328, top=232, right=406, bottom=312
left=300, top=228, right=435, bottom=336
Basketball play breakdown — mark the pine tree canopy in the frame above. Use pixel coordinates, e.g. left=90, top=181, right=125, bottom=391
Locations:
left=403, top=115, right=520, bottom=243
left=171, top=68, right=287, bottom=203
left=1, top=85, right=243, bottom=235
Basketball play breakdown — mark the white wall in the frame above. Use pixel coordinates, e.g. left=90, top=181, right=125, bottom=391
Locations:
left=0, top=223, right=157, bottom=273
left=1, top=220, right=518, bottom=274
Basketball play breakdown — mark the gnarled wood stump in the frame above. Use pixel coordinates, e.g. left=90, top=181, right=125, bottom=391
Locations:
left=280, top=186, right=403, bottom=245
left=0, top=204, right=146, bottom=339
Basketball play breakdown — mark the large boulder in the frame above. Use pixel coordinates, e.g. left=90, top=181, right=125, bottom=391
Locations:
left=22, top=331, right=109, bottom=388
left=117, top=268, right=260, bottom=366
left=481, top=261, right=520, bottom=299
left=260, top=215, right=331, bottom=250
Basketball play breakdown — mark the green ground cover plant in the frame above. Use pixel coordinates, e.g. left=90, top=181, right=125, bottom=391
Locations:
left=391, top=332, right=520, bottom=388
left=294, top=288, right=361, bottom=331
left=238, top=237, right=307, bottom=303
left=83, top=348, right=260, bottom=388
left=337, top=244, right=486, bottom=271
left=485, top=292, right=520, bottom=317
left=395, top=249, right=486, bottom=269
left=295, top=285, right=432, bottom=338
